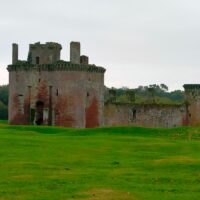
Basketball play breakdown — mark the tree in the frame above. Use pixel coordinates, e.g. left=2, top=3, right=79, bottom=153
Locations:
left=0, top=100, right=8, bottom=119
left=0, top=85, right=8, bottom=105
left=160, top=84, right=168, bottom=92
left=0, top=85, right=8, bottom=120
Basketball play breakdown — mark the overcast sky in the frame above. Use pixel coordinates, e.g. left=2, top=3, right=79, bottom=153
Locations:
left=1, top=0, right=200, bottom=91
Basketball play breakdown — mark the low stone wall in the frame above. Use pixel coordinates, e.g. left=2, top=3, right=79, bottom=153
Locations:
left=104, top=103, right=188, bottom=128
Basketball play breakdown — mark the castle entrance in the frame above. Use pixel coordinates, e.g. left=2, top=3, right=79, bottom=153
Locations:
left=35, top=101, right=44, bottom=125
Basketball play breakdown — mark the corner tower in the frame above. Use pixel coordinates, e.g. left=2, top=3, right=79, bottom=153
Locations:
left=183, top=84, right=200, bottom=126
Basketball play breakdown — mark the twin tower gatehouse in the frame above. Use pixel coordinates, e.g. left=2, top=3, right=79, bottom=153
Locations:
left=8, top=42, right=105, bottom=128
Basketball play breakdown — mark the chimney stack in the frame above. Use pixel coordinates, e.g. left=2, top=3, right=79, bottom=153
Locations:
left=80, top=55, right=89, bottom=65
left=70, top=42, right=80, bottom=64
left=12, top=43, right=18, bottom=64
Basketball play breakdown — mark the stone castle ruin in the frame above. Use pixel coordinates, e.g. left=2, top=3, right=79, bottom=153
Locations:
left=7, top=41, right=200, bottom=128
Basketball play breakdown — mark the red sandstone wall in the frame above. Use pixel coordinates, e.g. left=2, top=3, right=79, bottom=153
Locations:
left=85, top=73, right=104, bottom=128
left=184, top=92, right=200, bottom=126
left=104, top=103, right=188, bottom=128
left=9, top=69, right=104, bottom=128
left=9, top=71, right=30, bottom=125
left=187, top=102, right=200, bottom=126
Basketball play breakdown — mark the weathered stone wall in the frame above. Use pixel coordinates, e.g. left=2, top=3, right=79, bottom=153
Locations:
left=8, top=64, right=105, bottom=128
left=8, top=70, right=30, bottom=125
left=29, top=42, right=62, bottom=64
left=104, top=103, right=188, bottom=128
left=85, top=72, right=104, bottom=127
left=184, top=84, right=200, bottom=126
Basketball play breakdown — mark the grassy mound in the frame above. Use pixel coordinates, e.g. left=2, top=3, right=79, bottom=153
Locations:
left=0, top=123, right=200, bottom=200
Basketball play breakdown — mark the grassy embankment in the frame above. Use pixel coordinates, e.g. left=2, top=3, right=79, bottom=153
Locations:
left=0, top=121, right=200, bottom=200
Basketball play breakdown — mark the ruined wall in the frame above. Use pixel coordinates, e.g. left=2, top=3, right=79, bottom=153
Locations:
left=184, top=84, right=200, bottom=126
left=85, top=72, right=104, bottom=128
left=104, top=103, right=188, bottom=128
left=8, top=64, right=105, bottom=128
left=8, top=70, right=31, bottom=125
left=29, top=42, right=62, bottom=64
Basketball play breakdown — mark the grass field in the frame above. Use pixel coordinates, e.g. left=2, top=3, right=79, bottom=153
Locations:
left=0, top=122, right=200, bottom=200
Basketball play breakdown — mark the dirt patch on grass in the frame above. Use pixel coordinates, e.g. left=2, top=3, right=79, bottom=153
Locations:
left=67, top=189, right=137, bottom=200
left=153, top=156, right=199, bottom=165
left=9, top=174, right=33, bottom=180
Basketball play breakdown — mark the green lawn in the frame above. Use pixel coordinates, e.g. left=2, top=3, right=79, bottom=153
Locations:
left=0, top=120, right=8, bottom=124
left=0, top=123, right=200, bottom=200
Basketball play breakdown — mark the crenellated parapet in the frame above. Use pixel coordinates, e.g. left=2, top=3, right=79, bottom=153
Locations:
left=7, top=62, right=106, bottom=73
left=28, top=42, right=62, bottom=65
left=30, top=42, right=62, bottom=50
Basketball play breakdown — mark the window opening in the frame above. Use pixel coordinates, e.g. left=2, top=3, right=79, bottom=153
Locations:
left=36, top=57, right=40, bottom=64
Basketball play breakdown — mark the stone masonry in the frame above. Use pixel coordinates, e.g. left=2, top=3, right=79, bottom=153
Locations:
left=183, top=84, right=200, bottom=126
left=104, top=103, right=188, bottom=128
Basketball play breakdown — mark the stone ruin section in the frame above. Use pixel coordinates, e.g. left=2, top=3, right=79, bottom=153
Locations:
left=184, top=84, right=200, bottom=126
left=104, top=103, right=188, bottom=128
left=7, top=42, right=106, bottom=128
left=103, top=88, right=190, bottom=128
left=29, top=42, right=62, bottom=64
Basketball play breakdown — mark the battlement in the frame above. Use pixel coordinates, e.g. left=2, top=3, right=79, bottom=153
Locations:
left=30, top=42, right=62, bottom=50
left=28, top=42, right=62, bottom=65
left=11, top=41, right=92, bottom=66
left=7, top=62, right=106, bottom=73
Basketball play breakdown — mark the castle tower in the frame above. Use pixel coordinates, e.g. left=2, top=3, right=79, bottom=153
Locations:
left=183, top=84, right=200, bottom=126
left=7, top=41, right=106, bottom=128
left=29, top=42, right=62, bottom=64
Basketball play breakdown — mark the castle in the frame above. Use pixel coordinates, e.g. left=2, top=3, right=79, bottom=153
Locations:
left=8, top=42, right=105, bottom=128
left=7, top=42, right=200, bottom=128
